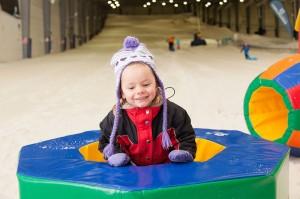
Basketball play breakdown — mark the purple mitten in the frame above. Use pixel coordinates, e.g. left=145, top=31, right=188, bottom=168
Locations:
left=108, top=153, right=130, bottom=167
left=168, top=150, right=193, bottom=163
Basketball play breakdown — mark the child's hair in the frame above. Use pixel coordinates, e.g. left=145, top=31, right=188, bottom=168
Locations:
left=103, top=36, right=172, bottom=158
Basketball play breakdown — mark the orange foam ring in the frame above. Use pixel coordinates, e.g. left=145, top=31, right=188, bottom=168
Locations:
left=260, top=54, right=300, bottom=80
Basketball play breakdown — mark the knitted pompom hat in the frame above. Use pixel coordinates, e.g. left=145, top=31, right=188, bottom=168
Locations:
left=103, top=36, right=172, bottom=158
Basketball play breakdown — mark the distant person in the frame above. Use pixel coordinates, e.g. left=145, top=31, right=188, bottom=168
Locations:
left=191, top=32, right=206, bottom=46
left=254, top=27, right=266, bottom=36
left=99, top=36, right=197, bottom=167
left=241, top=42, right=257, bottom=60
left=167, top=36, right=175, bottom=51
left=176, top=38, right=181, bottom=50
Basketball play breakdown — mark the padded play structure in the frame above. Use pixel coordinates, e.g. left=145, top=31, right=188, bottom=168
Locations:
left=17, top=128, right=289, bottom=199
left=244, top=54, right=300, bottom=156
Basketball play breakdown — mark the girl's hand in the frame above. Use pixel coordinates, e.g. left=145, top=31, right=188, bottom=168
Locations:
left=168, top=150, right=193, bottom=163
left=108, top=153, right=130, bottom=167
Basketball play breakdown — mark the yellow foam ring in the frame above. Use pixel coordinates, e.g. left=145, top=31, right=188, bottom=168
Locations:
left=295, top=9, right=300, bottom=31
left=260, top=54, right=300, bottom=80
left=80, top=138, right=225, bottom=163
left=194, top=138, right=225, bottom=162
left=79, top=141, right=106, bottom=162
left=287, top=130, right=300, bottom=148
left=249, top=86, right=288, bottom=141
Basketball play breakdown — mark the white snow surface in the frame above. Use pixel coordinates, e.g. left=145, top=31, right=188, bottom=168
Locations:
left=0, top=14, right=299, bottom=199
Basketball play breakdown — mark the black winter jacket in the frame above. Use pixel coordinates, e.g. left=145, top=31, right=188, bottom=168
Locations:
left=99, top=100, right=196, bottom=166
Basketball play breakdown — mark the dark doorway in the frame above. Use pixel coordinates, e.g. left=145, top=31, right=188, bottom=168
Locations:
left=0, top=0, right=19, bottom=16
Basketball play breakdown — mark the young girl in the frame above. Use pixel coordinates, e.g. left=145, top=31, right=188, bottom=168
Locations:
left=99, top=36, right=196, bottom=167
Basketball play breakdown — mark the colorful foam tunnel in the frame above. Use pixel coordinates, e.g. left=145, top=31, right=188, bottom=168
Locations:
left=244, top=54, right=300, bottom=156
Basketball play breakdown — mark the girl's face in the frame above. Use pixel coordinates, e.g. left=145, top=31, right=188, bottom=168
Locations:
left=121, top=62, right=157, bottom=108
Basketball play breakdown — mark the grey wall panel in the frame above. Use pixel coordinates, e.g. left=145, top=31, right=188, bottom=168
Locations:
left=30, top=0, right=44, bottom=57
left=51, top=0, right=61, bottom=53
left=0, top=10, right=22, bottom=62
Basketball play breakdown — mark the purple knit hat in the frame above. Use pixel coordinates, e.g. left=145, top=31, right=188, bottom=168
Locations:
left=103, top=36, right=172, bottom=158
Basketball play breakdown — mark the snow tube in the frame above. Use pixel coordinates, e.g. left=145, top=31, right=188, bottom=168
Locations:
left=17, top=128, right=289, bottom=199
left=244, top=54, right=300, bottom=156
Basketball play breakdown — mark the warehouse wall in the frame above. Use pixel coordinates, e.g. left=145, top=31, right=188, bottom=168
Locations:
left=0, top=9, right=22, bottom=62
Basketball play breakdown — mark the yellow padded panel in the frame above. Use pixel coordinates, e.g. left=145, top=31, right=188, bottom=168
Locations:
left=249, top=87, right=288, bottom=141
left=194, top=138, right=225, bottom=162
